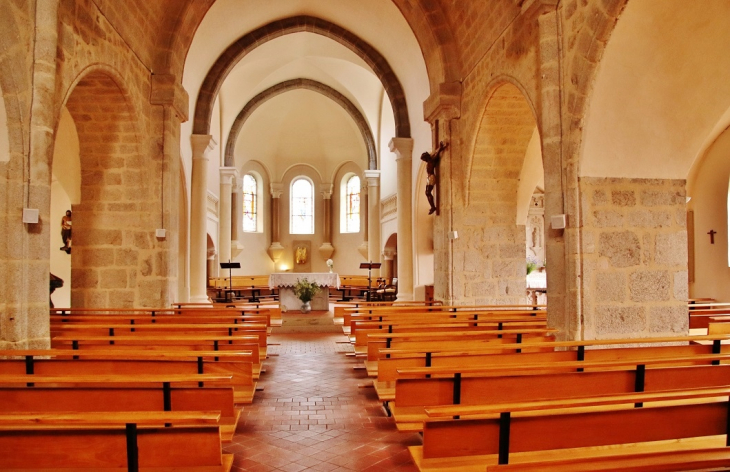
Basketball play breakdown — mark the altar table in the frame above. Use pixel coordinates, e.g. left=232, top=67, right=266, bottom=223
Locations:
left=269, top=273, right=340, bottom=312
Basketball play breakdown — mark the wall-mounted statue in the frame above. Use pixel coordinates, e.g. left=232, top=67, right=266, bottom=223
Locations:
left=60, top=210, right=72, bottom=254
left=420, top=141, right=448, bottom=215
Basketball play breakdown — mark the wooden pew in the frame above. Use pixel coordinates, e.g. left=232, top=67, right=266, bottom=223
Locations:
left=0, top=373, right=241, bottom=442
left=364, top=329, right=556, bottom=361
left=0, top=411, right=232, bottom=471
left=333, top=301, right=443, bottom=330
left=409, top=387, right=730, bottom=471
left=52, top=306, right=274, bottom=328
left=391, top=353, right=730, bottom=432
left=50, top=334, right=265, bottom=379
left=349, top=310, right=548, bottom=344
left=343, top=304, right=545, bottom=332
left=0, top=349, right=258, bottom=403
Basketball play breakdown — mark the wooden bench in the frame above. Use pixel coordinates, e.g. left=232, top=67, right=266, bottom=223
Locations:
left=409, top=387, right=730, bottom=471
left=349, top=310, right=548, bottom=343
left=0, top=373, right=241, bottom=441
left=485, top=447, right=730, bottom=471
left=364, top=329, right=555, bottom=361
left=0, top=411, right=232, bottom=471
left=0, top=349, right=258, bottom=403
left=391, top=353, right=730, bottom=432
left=52, top=307, right=275, bottom=328
left=50, top=334, right=265, bottom=379
left=343, top=304, right=545, bottom=332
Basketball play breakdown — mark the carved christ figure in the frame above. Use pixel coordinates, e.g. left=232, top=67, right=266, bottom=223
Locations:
left=420, top=141, right=448, bottom=215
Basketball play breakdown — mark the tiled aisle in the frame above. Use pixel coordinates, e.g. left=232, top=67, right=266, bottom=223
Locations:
left=224, top=332, right=421, bottom=471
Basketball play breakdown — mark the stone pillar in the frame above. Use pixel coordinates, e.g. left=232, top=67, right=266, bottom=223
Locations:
left=388, top=139, right=414, bottom=300
left=268, top=183, right=284, bottom=263
left=319, top=184, right=334, bottom=259
left=364, top=170, right=381, bottom=277
left=382, top=249, right=396, bottom=281
left=218, top=167, right=237, bottom=265
left=423, top=82, right=462, bottom=304
left=231, top=176, right=244, bottom=258
left=150, top=74, right=189, bottom=305
left=190, top=135, right=217, bottom=303
left=358, top=179, right=369, bottom=259
left=579, top=178, right=688, bottom=339
left=532, top=1, right=571, bottom=339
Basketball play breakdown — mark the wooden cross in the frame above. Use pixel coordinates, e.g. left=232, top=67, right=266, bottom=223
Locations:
left=708, top=229, right=716, bottom=244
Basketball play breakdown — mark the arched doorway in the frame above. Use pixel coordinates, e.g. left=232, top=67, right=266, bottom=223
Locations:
left=62, top=70, right=151, bottom=307
left=459, top=81, right=540, bottom=305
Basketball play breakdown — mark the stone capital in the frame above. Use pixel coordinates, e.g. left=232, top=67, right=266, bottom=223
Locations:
left=364, top=170, right=381, bottom=187
left=233, top=176, right=243, bottom=192
left=270, top=182, right=284, bottom=199
left=191, top=134, right=217, bottom=160
left=388, top=138, right=414, bottom=162
left=219, top=167, right=238, bottom=186
left=423, top=82, right=462, bottom=124
left=150, top=74, right=190, bottom=122
left=319, top=183, right=334, bottom=199
left=383, top=248, right=396, bottom=260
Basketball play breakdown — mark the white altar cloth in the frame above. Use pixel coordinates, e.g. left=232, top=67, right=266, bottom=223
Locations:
left=268, top=273, right=340, bottom=289
left=269, top=273, right=340, bottom=312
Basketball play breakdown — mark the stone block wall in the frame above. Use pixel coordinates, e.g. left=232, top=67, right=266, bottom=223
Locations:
left=580, top=177, right=688, bottom=339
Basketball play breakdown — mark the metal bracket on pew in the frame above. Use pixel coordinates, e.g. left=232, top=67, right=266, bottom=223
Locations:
left=634, top=364, right=646, bottom=408
left=126, top=423, right=139, bottom=472
left=452, top=373, right=461, bottom=419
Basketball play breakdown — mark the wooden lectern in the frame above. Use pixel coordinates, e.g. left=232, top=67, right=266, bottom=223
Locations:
left=359, top=261, right=382, bottom=302
left=219, top=261, right=241, bottom=302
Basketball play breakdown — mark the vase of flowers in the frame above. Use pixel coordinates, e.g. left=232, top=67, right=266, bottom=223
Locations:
left=326, top=258, right=334, bottom=273
left=293, top=278, right=321, bottom=313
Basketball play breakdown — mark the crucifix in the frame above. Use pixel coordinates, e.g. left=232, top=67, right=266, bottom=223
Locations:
left=708, top=229, right=716, bottom=244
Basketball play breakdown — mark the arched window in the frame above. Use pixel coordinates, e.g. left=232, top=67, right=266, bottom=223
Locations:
left=242, top=174, right=257, bottom=233
left=290, top=178, right=314, bottom=234
left=342, top=175, right=360, bottom=233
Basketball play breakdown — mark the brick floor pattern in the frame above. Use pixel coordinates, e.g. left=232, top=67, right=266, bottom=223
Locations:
left=224, top=333, right=421, bottom=471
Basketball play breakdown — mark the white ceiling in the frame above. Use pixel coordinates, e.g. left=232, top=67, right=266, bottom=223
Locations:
left=181, top=0, right=432, bottom=191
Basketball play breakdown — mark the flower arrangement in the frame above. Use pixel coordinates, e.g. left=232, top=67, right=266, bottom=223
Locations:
left=326, top=259, right=334, bottom=272
left=293, top=278, right=321, bottom=303
left=526, top=255, right=540, bottom=275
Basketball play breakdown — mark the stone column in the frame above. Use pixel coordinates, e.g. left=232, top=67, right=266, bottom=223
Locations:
left=190, top=135, right=217, bottom=303
left=268, top=183, right=284, bottom=264
left=231, top=176, right=244, bottom=258
left=364, top=170, right=381, bottom=277
left=358, top=179, right=369, bottom=259
left=150, top=74, right=189, bottom=305
left=423, top=82, right=461, bottom=304
left=389, top=139, right=414, bottom=300
left=218, top=167, right=237, bottom=265
left=319, top=184, right=334, bottom=260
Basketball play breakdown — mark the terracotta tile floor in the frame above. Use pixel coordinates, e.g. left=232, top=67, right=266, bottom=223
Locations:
left=224, top=332, right=421, bottom=471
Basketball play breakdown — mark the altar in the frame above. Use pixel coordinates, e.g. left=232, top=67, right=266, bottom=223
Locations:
left=269, top=273, right=340, bottom=312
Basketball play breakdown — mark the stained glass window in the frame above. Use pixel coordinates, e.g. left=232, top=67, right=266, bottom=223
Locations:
left=243, top=174, right=257, bottom=232
left=290, top=178, right=314, bottom=234
left=345, top=175, right=360, bottom=233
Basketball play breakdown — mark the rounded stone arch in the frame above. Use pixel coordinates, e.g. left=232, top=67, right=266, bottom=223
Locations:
left=465, top=77, right=539, bottom=208
left=0, top=7, right=31, bottom=162
left=226, top=79, right=376, bottom=170
left=390, top=0, right=461, bottom=86
left=61, top=66, right=150, bottom=308
left=192, top=16, right=410, bottom=139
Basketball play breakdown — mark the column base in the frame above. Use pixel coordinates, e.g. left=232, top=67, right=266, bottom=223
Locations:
left=396, top=292, right=414, bottom=302
left=189, top=294, right=212, bottom=304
